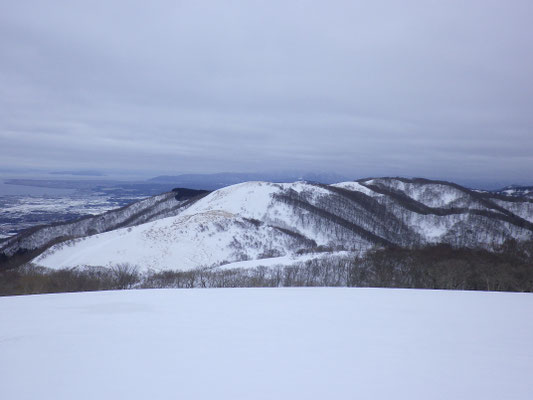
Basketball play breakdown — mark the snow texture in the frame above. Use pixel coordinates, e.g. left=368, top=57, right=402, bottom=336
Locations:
left=1, top=288, right=532, bottom=400
left=217, top=250, right=354, bottom=270
left=332, top=181, right=379, bottom=196
left=35, top=210, right=306, bottom=271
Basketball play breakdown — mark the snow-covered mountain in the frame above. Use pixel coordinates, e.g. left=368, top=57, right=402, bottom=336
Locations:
left=492, top=185, right=533, bottom=199
left=3, top=177, right=525, bottom=272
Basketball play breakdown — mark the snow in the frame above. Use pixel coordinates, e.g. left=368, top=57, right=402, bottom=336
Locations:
left=405, top=213, right=451, bottom=240
left=1, top=191, right=178, bottom=257
left=1, top=288, right=532, bottom=400
left=0, top=194, right=132, bottom=238
left=392, top=181, right=464, bottom=207
left=332, top=181, right=379, bottom=196
left=492, top=199, right=533, bottom=223
left=180, top=181, right=280, bottom=220
left=34, top=211, right=304, bottom=271
left=1, top=195, right=115, bottom=215
left=217, top=250, right=354, bottom=270
left=437, top=190, right=461, bottom=205
left=334, top=180, right=472, bottom=208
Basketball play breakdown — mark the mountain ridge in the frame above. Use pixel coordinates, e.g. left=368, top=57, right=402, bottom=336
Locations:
left=0, top=177, right=527, bottom=272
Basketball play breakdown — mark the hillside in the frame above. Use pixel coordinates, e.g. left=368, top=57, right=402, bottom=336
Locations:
left=0, top=188, right=208, bottom=269
left=19, top=178, right=533, bottom=272
left=1, top=288, right=532, bottom=400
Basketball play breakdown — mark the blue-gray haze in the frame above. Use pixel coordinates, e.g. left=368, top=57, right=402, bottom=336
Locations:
left=1, top=0, right=532, bottom=184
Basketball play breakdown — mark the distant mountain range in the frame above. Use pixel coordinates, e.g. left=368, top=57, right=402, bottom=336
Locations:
left=148, top=172, right=348, bottom=189
left=493, top=185, right=533, bottom=198
left=49, top=170, right=107, bottom=176
left=3, top=171, right=347, bottom=193
left=2, top=177, right=532, bottom=271
left=5, top=171, right=531, bottom=193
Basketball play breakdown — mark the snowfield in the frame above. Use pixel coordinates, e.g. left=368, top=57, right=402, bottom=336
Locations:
left=33, top=210, right=307, bottom=271
left=1, top=288, right=532, bottom=400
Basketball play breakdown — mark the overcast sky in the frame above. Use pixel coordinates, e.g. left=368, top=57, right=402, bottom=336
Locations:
left=1, top=0, right=532, bottom=183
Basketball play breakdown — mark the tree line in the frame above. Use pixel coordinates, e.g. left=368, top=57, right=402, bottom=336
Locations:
left=1, top=240, right=532, bottom=296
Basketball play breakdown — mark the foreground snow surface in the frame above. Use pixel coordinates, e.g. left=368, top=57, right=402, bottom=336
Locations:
left=1, top=288, right=532, bottom=400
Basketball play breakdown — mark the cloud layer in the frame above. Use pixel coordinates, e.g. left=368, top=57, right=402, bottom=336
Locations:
left=1, top=0, right=532, bottom=182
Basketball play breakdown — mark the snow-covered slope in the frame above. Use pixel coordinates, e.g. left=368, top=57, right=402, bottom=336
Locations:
left=1, top=288, right=532, bottom=400
left=35, top=210, right=312, bottom=271
left=30, top=179, right=533, bottom=272
left=0, top=189, right=208, bottom=267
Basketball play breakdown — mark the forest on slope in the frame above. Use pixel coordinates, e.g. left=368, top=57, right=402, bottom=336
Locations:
left=2, top=240, right=532, bottom=296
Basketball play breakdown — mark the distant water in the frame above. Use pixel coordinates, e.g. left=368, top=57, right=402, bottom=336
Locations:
left=0, top=180, right=75, bottom=196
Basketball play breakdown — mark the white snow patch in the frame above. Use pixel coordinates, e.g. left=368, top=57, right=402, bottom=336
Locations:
left=180, top=181, right=281, bottom=220
left=217, top=251, right=354, bottom=270
left=332, top=181, right=379, bottom=196
left=400, top=213, right=456, bottom=241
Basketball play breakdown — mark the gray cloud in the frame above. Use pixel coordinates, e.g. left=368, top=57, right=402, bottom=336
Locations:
left=1, top=0, right=532, bottom=183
